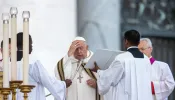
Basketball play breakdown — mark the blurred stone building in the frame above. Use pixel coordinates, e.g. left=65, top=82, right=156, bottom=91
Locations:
left=77, top=0, right=175, bottom=99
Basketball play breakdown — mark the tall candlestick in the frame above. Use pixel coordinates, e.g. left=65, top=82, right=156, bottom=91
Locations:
left=22, top=11, right=30, bottom=85
left=10, top=7, right=18, bottom=81
left=2, top=13, right=10, bottom=88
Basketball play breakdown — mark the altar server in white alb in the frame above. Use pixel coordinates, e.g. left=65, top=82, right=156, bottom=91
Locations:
left=138, top=38, right=175, bottom=100
left=16, top=32, right=67, bottom=100
left=54, top=37, right=102, bottom=100
left=92, top=30, right=153, bottom=100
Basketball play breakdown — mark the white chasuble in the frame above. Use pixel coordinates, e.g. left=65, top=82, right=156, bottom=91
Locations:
left=55, top=51, right=102, bottom=100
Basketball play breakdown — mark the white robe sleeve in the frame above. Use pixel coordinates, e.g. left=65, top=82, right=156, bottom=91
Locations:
left=29, top=60, right=66, bottom=100
left=54, top=66, right=61, bottom=80
left=153, top=63, right=175, bottom=100
left=97, top=60, right=124, bottom=95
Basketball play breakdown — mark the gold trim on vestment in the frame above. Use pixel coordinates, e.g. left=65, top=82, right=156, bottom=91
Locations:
left=57, top=59, right=100, bottom=100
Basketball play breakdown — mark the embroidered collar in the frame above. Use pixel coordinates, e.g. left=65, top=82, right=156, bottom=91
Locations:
left=127, top=46, right=138, bottom=50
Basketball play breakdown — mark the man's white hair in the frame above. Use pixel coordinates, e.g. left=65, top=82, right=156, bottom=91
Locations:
left=140, top=38, right=153, bottom=47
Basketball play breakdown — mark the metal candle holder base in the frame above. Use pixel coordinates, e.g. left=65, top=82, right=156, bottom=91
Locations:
left=10, top=80, right=23, bottom=100
left=0, top=88, right=11, bottom=100
left=19, top=85, right=35, bottom=100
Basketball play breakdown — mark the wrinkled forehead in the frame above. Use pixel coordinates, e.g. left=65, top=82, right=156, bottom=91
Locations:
left=139, top=40, right=149, bottom=48
left=140, top=40, right=146, bottom=45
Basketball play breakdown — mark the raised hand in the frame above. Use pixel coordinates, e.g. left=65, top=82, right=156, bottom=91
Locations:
left=68, top=41, right=82, bottom=57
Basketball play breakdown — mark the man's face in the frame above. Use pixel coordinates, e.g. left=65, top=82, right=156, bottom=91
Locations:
left=74, top=41, right=88, bottom=60
left=1, top=43, right=11, bottom=57
left=138, top=41, right=152, bottom=57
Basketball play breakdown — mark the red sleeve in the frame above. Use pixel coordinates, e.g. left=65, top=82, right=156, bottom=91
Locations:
left=151, top=81, right=155, bottom=95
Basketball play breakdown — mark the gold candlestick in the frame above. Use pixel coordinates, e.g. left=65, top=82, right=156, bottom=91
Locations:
left=10, top=81, right=23, bottom=100
left=0, top=88, right=11, bottom=100
left=19, top=85, right=35, bottom=100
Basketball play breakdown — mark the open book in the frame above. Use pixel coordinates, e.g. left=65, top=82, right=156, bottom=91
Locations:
left=85, top=49, right=125, bottom=70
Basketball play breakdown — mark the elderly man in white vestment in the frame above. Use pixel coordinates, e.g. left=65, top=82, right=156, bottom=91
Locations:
left=138, top=38, right=175, bottom=100
left=92, top=30, right=153, bottom=100
left=54, top=37, right=102, bottom=100
left=15, top=32, right=66, bottom=100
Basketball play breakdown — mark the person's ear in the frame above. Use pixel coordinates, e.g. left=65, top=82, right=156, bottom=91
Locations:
left=86, top=45, right=88, bottom=50
left=150, top=47, right=153, bottom=52
left=125, top=39, right=128, bottom=45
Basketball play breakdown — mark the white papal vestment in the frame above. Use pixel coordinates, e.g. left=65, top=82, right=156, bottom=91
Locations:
left=55, top=51, right=102, bottom=100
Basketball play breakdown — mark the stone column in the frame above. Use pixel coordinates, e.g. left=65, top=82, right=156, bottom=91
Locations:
left=77, top=0, right=121, bottom=51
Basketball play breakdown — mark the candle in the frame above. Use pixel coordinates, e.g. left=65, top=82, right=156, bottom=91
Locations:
left=22, top=11, right=30, bottom=85
left=2, top=13, right=10, bottom=88
left=10, top=7, right=18, bottom=81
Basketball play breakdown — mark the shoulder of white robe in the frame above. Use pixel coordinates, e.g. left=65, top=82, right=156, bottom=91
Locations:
left=115, top=51, right=132, bottom=60
left=22, top=53, right=39, bottom=64
left=156, top=61, right=169, bottom=67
